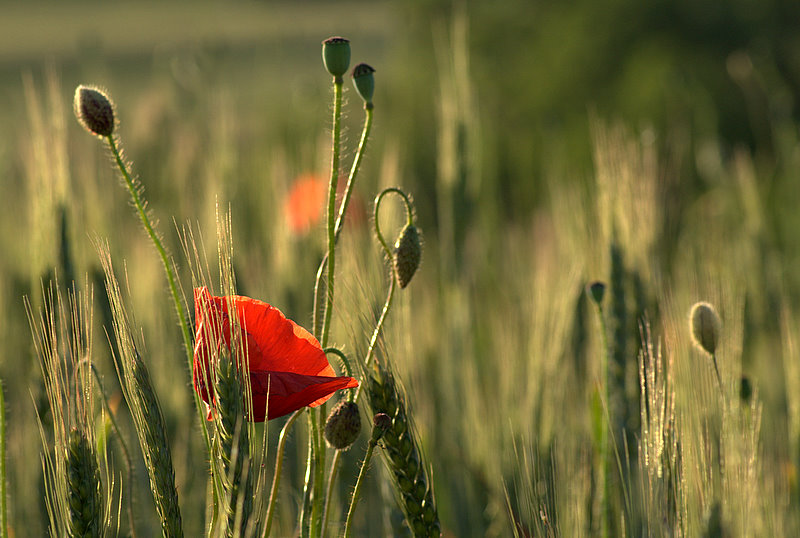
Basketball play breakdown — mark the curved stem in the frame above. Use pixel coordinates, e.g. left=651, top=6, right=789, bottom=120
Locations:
left=263, top=409, right=303, bottom=537
left=334, top=106, right=373, bottom=243
left=373, top=187, right=415, bottom=260
left=106, top=136, right=193, bottom=369
left=105, top=135, right=216, bottom=528
left=343, top=435, right=379, bottom=537
left=354, top=277, right=396, bottom=403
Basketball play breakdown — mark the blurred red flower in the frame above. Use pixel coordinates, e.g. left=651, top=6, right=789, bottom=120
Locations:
left=283, top=173, right=367, bottom=236
left=284, top=174, right=327, bottom=235
left=193, top=287, right=358, bottom=421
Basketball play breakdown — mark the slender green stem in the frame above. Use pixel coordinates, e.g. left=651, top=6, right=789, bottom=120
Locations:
left=334, top=105, right=373, bottom=243
left=320, top=448, right=342, bottom=535
left=354, top=278, right=396, bottom=404
left=106, top=136, right=193, bottom=369
left=307, top=75, right=344, bottom=538
left=0, top=379, right=6, bottom=538
left=711, top=353, right=723, bottom=392
left=590, top=301, right=611, bottom=538
left=106, top=134, right=216, bottom=530
left=373, top=187, right=415, bottom=258
left=264, top=409, right=303, bottom=537
left=312, top=103, right=373, bottom=340
left=343, top=434, right=379, bottom=537
left=321, top=78, right=343, bottom=348
left=300, top=422, right=314, bottom=538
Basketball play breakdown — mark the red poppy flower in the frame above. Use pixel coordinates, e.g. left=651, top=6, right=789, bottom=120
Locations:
left=193, top=287, right=358, bottom=421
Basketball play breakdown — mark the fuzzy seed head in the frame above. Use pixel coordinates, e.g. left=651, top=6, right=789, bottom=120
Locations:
left=324, top=400, right=361, bottom=450
left=587, top=281, right=606, bottom=305
left=393, top=224, right=422, bottom=288
left=74, top=85, right=115, bottom=137
left=352, top=63, right=376, bottom=104
left=690, top=301, right=721, bottom=356
left=322, top=36, right=351, bottom=78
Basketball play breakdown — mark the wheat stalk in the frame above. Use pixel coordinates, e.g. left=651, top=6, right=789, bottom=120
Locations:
left=365, top=362, right=440, bottom=537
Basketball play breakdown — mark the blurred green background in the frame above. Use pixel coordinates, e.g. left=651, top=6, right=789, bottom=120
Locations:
left=4, top=0, right=800, bottom=536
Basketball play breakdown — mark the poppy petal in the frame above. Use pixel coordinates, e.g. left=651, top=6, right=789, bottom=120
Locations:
left=249, top=370, right=359, bottom=421
left=192, top=287, right=358, bottom=423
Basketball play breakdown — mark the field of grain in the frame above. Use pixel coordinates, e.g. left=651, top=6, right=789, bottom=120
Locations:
left=3, top=1, right=800, bottom=536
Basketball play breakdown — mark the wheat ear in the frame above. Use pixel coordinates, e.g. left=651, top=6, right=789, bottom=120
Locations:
left=366, top=364, right=440, bottom=537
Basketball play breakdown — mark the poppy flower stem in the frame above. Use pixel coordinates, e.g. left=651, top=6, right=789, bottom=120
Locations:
left=374, top=187, right=415, bottom=260
left=320, top=78, right=344, bottom=349
left=0, top=378, right=6, bottom=538
left=105, top=135, right=194, bottom=370
left=264, top=409, right=303, bottom=537
left=334, top=105, right=374, bottom=244
left=342, top=427, right=382, bottom=537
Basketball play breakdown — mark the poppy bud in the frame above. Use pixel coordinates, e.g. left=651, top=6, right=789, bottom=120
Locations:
left=324, top=400, right=361, bottom=450
left=587, top=281, right=606, bottom=305
left=74, top=85, right=115, bottom=137
left=352, top=63, right=375, bottom=105
left=372, top=412, right=392, bottom=441
left=690, top=302, right=721, bottom=356
left=322, top=36, right=351, bottom=79
left=393, top=224, right=422, bottom=288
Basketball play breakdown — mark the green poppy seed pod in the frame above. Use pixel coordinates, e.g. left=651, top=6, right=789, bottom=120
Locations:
left=352, top=63, right=375, bottom=105
left=393, top=224, right=422, bottom=288
left=587, top=281, right=606, bottom=305
left=372, top=412, right=392, bottom=441
left=690, top=302, right=721, bottom=356
left=322, top=36, right=351, bottom=79
left=74, top=85, right=115, bottom=137
left=324, top=401, right=361, bottom=450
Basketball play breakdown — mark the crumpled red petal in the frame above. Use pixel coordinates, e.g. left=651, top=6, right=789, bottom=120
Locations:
left=192, top=286, right=358, bottom=421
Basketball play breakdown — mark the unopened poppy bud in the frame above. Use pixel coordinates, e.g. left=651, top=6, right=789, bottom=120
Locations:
left=393, top=224, right=422, bottom=288
left=74, top=85, right=115, bottom=137
left=690, top=302, right=721, bottom=356
left=372, top=412, right=392, bottom=441
left=324, top=401, right=361, bottom=450
left=352, top=63, right=375, bottom=105
left=322, top=37, right=351, bottom=79
left=587, top=281, right=606, bottom=305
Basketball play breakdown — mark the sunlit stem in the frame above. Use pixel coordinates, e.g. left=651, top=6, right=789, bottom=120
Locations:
left=264, top=409, right=303, bottom=537
left=321, top=77, right=343, bottom=348
left=373, top=187, right=415, bottom=258
left=306, top=74, right=345, bottom=538
left=334, top=104, right=374, bottom=243
left=589, top=299, right=611, bottom=538
left=106, top=136, right=193, bottom=369
left=0, top=379, right=6, bottom=538
left=711, top=353, right=723, bottom=393
left=105, top=135, right=216, bottom=524
left=325, top=188, right=413, bottom=529
left=343, top=431, right=380, bottom=537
